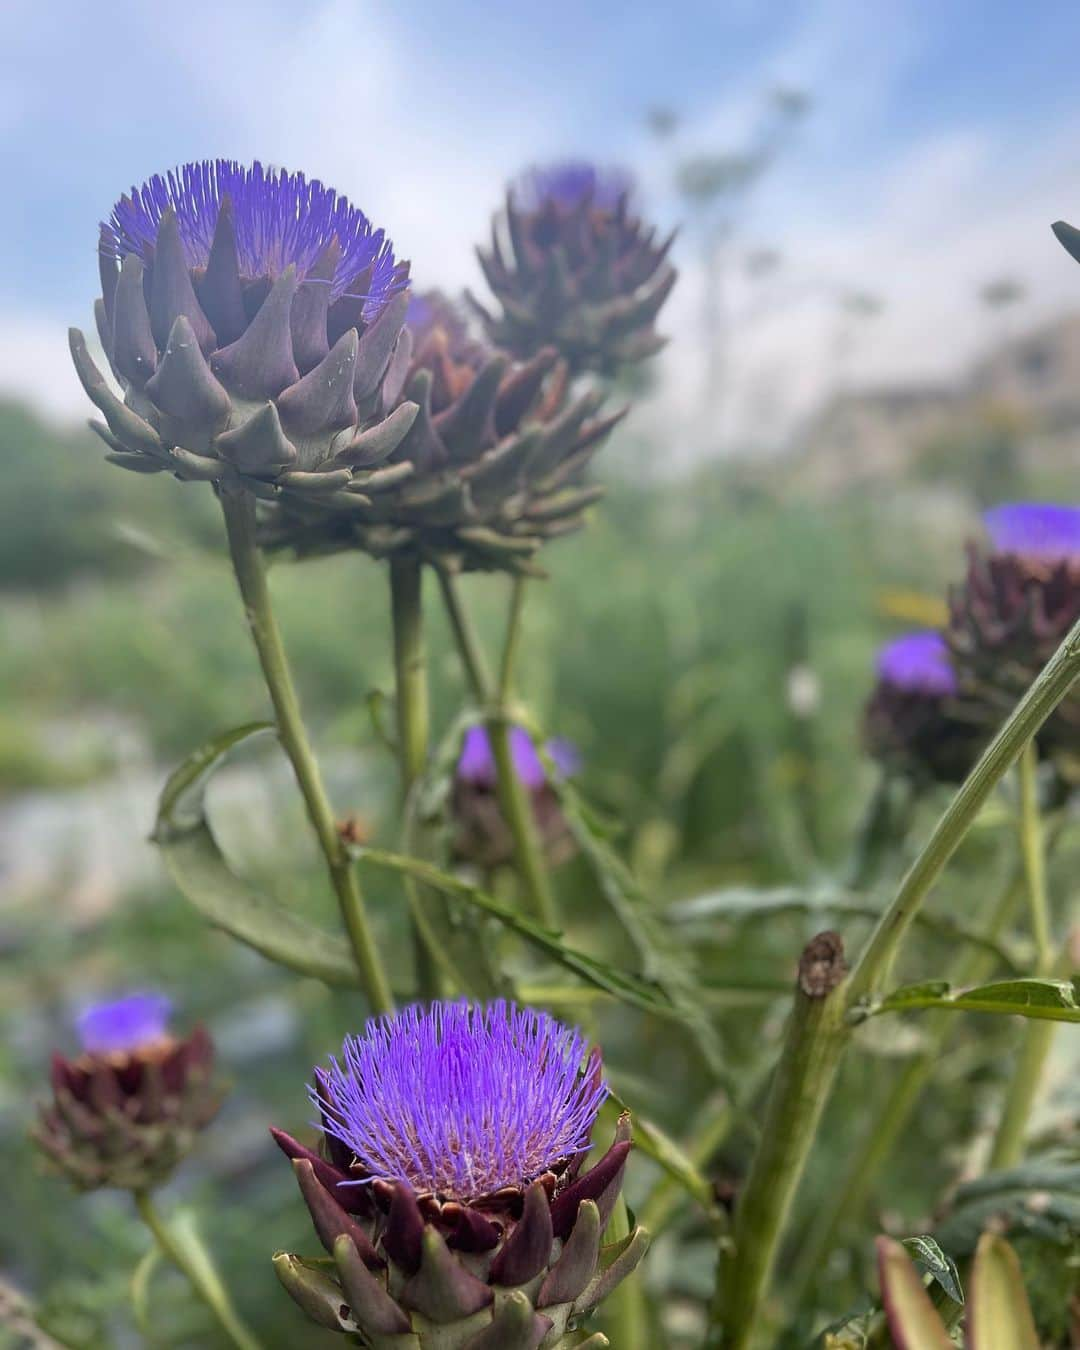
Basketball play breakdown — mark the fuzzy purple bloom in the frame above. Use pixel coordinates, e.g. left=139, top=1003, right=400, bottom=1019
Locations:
left=101, top=159, right=400, bottom=316
left=314, top=1001, right=607, bottom=1202
left=457, top=725, right=580, bottom=791
left=516, top=161, right=634, bottom=212
left=876, top=631, right=957, bottom=698
left=984, top=503, right=1080, bottom=563
left=76, top=993, right=172, bottom=1055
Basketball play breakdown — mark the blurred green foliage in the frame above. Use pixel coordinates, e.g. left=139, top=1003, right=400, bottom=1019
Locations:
left=1, top=397, right=1077, bottom=1346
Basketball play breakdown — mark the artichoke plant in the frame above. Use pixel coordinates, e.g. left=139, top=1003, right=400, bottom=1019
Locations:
left=271, top=1001, right=648, bottom=1348
left=33, top=994, right=221, bottom=1192
left=469, top=163, right=677, bottom=375
left=451, top=725, right=580, bottom=869
left=69, top=159, right=417, bottom=505
left=862, top=630, right=985, bottom=784
left=948, top=503, right=1080, bottom=766
left=260, top=289, right=624, bottom=573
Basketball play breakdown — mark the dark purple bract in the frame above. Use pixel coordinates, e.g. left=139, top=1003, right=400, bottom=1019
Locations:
left=313, top=1001, right=606, bottom=1201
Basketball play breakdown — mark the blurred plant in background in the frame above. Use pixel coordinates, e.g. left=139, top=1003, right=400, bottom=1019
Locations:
left=1, top=110, right=1079, bottom=1350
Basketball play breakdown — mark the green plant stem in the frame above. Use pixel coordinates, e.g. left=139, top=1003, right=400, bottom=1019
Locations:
left=712, top=618, right=1080, bottom=1345
left=788, top=863, right=1027, bottom=1306
left=388, top=556, right=441, bottom=999
left=710, top=961, right=850, bottom=1349
left=989, top=743, right=1057, bottom=1171
left=437, top=570, right=560, bottom=928
left=134, top=1192, right=262, bottom=1350
left=219, top=488, right=393, bottom=1015
left=389, top=556, right=429, bottom=790
left=847, top=618, right=1080, bottom=1003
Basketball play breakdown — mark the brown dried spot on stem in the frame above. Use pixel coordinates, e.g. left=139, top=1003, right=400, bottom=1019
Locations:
left=798, top=931, right=847, bottom=998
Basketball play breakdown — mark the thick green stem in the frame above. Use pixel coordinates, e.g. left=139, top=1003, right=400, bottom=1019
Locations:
left=219, top=489, right=393, bottom=1015
left=989, top=745, right=1057, bottom=1170
left=710, top=939, right=850, bottom=1349
left=847, top=617, right=1080, bottom=1003
left=388, top=556, right=442, bottom=999
left=788, top=863, right=1027, bottom=1304
left=389, top=557, right=429, bottom=789
left=134, top=1192, right=262, bottom=1350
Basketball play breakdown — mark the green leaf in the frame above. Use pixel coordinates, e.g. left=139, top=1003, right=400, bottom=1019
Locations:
left=900, top=1235, right=964, bottom=1305
left=544, top=765, right=730, bottom=1084
left=153, top=724, right=363, bottom=988
left=353, top=846, right=676, bottom=1017
left=867, top=977, right=1080, bottom=1023
left=935, top=1158, right=1080, bottom=1253
left=967, top=1233, right=1039, bottom=1350
left=669, top=886, right=1022, bottom=972
left=876, top=1236, right=952, bottom=1349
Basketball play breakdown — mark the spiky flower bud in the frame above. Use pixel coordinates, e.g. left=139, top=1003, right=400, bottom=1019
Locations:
left=468, top=163, right=677, bottom=376
left=33, top=994, right=221, bottom=1191
left=70, top=160, right=415, bottom=505
left=259, top=290, right=625, bottom=572
left=451, top=725, right=580, bottom=868
left=271, top=1001, right=647, bottom=1348
left=862, top=631, right=985, bottom=784
left=948, top=503, right=1080, bottom=762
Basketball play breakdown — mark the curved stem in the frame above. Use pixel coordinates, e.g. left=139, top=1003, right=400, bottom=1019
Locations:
left=847, top=619, right=1080, bottom=1004
left=219, top=488, right=393, bottom=1015
left=437, top=570, right=560, bottom=928
left=134, top=1192, right=262, bottom=1350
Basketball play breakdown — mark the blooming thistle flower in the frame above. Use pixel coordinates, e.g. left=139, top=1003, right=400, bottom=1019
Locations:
left=948, top=503, right=1080, bottom=764
left=862, top=631, right=985, bottom=784
left=452, top=725, right=580, bottom=868
left=271, top=1001, right=646, bottom=1346
left=33, top=994, right=221, bottom=1191
left=70, top=159, right=417, bottom=505
left=468, top=162, right=678, bottom=376
left=258, top=288, right=625, bottom=573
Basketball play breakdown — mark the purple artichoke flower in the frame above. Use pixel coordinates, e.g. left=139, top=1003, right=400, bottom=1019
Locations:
left=271, top=1001, right=646, bottom=1347
left=948, top=502, right=1080, bottom=767
left=70, top=159, right=416, bottom=503
left=33, top=994, right=221, bottom=1191
left=469, top=160, right=678, bottom=376
left=259, top=287, right=623, bottom=572
left=452, top=725, right=580, bottom=869
left=862, top=632, right=985, bottom=784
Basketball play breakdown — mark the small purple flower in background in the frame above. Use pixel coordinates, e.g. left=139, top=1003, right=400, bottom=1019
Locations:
left=470, top=158, right=677, bottom=374
left=516, top=160, right=635, bottom=212
left=271, top=1000, right=647, bottom=1343
left=949, top=501, right=1080, bottom=767
left=315, top=1001, right=606, bottom=1201
left=34, top=993, right=221, bottom=1191
left=875, top=631, right=958, bottom=698
left=984, top=502, right=1080, bottom=563
left=452, top=725, right=580, bottom=868
left=71, top=158, right=415, bottom=501
left=76, top=991, right=172, bottom=1055
left=863, top=631, right=982, bottom=784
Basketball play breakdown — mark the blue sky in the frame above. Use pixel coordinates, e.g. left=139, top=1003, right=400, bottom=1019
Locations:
left=4, top=0, right=1080, bottom=439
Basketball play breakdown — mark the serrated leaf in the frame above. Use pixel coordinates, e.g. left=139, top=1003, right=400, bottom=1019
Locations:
left=967, top=1232, right=1039, bottom=1350
left=869, top=977, right=1080, bottom=1023
left=876, top=1237, right=952, bottom=1349
left=353, top=846, right=676, bottom=1016
left=900, top=1235, right=964, bottom=1305
left=153, top=724, right=364, bottom=988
